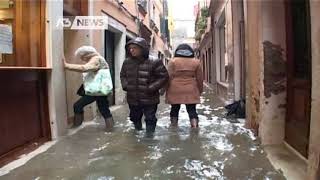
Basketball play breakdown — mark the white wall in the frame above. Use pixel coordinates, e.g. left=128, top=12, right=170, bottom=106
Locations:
left=46, top=0, right=68, bottom=139
left=308, top=1, right=320, bottom=179
left=114, top=32, right=126, bottom=105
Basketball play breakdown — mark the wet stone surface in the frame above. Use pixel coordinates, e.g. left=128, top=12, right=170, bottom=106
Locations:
left=1, top=90, right=286, bottom=180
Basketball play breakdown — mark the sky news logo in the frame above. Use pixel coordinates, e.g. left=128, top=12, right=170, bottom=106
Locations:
left=56, top=16, right=108, bottom=30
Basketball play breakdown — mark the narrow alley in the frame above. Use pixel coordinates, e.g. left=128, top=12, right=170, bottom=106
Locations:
left=0, top=89, right=285, bottom=179
left=1, top=0, right=320, bottom=179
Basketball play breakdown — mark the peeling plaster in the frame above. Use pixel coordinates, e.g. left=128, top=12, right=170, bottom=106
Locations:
left=263, top=41, right=286, bottom=98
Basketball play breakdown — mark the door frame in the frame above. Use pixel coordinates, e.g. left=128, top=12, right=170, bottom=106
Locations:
left=285, top=0, right=312, bottom=157
left=105, top=30, right=116, bottom=105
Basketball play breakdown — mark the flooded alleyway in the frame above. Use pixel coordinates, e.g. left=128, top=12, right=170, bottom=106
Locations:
left=0, top=89, right=285, bottom=180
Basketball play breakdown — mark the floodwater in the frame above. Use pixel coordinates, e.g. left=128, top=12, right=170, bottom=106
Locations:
left=1, top=90, right=285, bottom=180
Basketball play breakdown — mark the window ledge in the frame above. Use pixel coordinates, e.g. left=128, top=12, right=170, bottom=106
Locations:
left=217, top=81, right=229, bottom=88
left=0, top=67, right=52, bottom=70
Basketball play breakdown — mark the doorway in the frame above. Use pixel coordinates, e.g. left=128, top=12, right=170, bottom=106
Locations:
left=105, top=30, right=116, bottom=105
left=285, top=0, right=312, bottom=157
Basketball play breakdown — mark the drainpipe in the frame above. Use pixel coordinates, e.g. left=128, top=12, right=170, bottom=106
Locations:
left=135, top=0, right=141, bottom=36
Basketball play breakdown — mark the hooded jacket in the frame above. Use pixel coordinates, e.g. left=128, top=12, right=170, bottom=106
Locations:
left=165, top=44, right=203, bottom=104
left=120, top=37, right=169, bottom=105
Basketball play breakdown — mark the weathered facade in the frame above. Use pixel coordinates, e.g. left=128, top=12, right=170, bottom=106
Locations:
left=0, top=0, right=171, bottom=167
left=196, top=0, right=245, bottom=102
left=197, top=0, right=320, bottom=179
left=92, top=0, right=171, bottom=105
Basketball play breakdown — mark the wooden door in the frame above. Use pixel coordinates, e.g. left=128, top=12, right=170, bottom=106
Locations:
left=0, top=0, right=50, bottom=165
left=285, top=0, right=312, bottom=157
left=0, top=71, right=50, bottom=161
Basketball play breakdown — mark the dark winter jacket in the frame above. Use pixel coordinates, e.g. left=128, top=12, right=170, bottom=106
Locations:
left=120, top=38, right=169, bottom=105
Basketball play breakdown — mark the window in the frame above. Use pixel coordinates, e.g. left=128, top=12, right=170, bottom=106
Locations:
left=137, top=0, right=147, bottom=16
left=208, top=47, right=212, bottom=83
left=205, top=50, right=208, bottom=81
left=160, top=15, right=165, bottom=34
left=217, top=11, right=228, bottom=83
left=149, top=1, right=158, bottom=32
left=202, top=54, right=205, bottom=78
left=152, top=4, right=156, bottom=21
left=0, top=0, right=46, bottom=68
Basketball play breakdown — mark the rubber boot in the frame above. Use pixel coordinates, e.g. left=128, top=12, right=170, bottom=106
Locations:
left=169, top=117, right=178, bottom=128
left=146, top=121, right=156, bottom=138
left=190, top=118, right=199, bottom=128
left=72, top=113, right=84, bottom=128
left=133, top=120, right=143, bottom=131
left=105, top=117, right=114, bottom=131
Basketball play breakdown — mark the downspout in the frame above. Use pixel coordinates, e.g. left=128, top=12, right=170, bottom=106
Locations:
left=135, top=0, right=141, bottom=36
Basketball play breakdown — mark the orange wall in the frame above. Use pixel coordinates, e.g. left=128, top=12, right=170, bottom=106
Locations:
left=93, top=0, right=140, bottom=34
